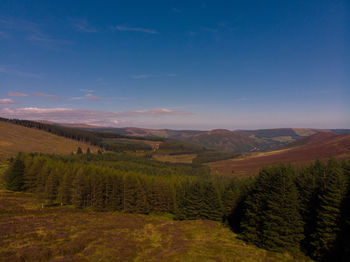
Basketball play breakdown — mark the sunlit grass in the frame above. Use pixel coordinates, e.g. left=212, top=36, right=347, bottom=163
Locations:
left=0, top=190, right=310, bottom=261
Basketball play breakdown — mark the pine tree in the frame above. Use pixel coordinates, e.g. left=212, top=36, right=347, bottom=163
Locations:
left=182, top=181, right=204, bottom=220
left=58, top=170, right=72, bottom=205
left=261, top=166, right=304, bottom=251
left=310, top=159, right=348, bottom=260
left=241, top=166, right=304, bottom=251
left=44, top=168, right=59, bottom=204
left=72, top=167, right=87, bottom=208
left=201, top=181, right=223, bottom=221
left=77, top=147, right=83, bottom=154
left=4, top=153, right=25, bottom=191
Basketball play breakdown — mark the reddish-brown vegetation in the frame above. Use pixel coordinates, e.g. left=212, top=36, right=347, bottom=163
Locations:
left=209, top=132, right=350, bottom=176
left=0, top=190, right=298, bottom=262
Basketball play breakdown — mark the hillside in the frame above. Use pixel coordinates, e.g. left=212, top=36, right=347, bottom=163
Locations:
left=0, top=190, right=305, bottom=262
left=209, top=132, right=350, bottom=176
left=63, top=125, right=318, bottom=152
left=0, top=121, right=98, bottom=160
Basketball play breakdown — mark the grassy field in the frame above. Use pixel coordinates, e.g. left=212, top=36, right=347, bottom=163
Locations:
left=152, top=154, right=197, bottom=164
left=209, top=132, right=350, bottom=177
left=0, top=121, right=99, bottom=160
left=0, top=190, right=309, bottom=262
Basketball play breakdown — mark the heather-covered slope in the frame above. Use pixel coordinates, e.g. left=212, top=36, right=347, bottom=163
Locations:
left=0, top=190, right=305, bottom=262
left=209, top=132, right=350, bottom=176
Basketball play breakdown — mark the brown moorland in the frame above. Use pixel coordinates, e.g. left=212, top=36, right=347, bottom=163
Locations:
left=0, top=190, right=308, bottom=262
left=0, top=121, right=99, bottom=161
left=209, top=132, right=350, bottom=177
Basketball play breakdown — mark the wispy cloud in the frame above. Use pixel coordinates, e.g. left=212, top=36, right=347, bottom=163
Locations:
left=0, top=16, right=40, bottom=34
left=8, top=92, right=30, bottom=97
left=172, top=7, right=182, bottom=13
left=0, top=98, right=17, bottom=104
left=69, top=18, right=97, bottom=33
left=132, top=73, right=176, bottom=79
left=200, top=27, right=218, bottom=33
left=27, top=34, right=72, bottom=48
left=80, top=89, right=94, bottom=93
left=120, top=108, right=192, bottom=117
left=0, top=31, right=10, bottom=38
left=0, top=107, right=191, bottom=126
left=0, top=65, right=41, bottom=78
left=85, top=94, right=102, bottom=100
left=0, top=16, right=71, bottom=48
left=132, top=74, right=154, bottom=79
left=112, top=25, right=158, bottom=34
left=33, top=92, right=56, bottom=98
left=69, top=93, right=103, bottom=101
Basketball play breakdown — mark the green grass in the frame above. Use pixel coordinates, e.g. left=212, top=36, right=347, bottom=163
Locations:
left=0, top=190, right=310, bottom=262
left=152, top=154, right=197, bottom=164
left=0, top=121, right=99, bottom=161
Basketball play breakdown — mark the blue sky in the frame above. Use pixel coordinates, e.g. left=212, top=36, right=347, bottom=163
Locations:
left=0, top=0, right=349, bottom=129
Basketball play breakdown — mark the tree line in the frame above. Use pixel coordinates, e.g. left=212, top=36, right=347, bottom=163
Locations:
left=4, top=152, right=350, bottom=261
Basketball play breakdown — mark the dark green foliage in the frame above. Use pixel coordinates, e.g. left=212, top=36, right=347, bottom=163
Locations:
left=4, top=153, right=25, bottom=191
left=201, top=182, right=223, bottom=221
left=309, top=159, right=348, bottom=260
left=241, top=165, right=304, bottom=252
left=6, top=149, right=350, bottom=259
left=77, top=147, right=83, bottom=154
left=193, top=151, right=241, bottom=164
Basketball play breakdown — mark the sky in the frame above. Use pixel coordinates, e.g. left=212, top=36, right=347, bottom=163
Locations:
left=0, top=0, right=349, bottom=130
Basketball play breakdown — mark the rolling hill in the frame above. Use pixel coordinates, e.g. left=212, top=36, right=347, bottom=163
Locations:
left=0, top=190, right=307, bottom=262
left=0, top=121, right=98, bottom=160
left=209, top=132, right=350, bottom=176
left=60, top=124, right=324, bottom=152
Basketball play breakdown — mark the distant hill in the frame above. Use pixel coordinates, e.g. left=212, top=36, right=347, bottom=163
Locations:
left=0, top=121, right=98, bottom=160
left=209, top=132, right=350, bottom=176
left=49, top=123, right=350, bottom=153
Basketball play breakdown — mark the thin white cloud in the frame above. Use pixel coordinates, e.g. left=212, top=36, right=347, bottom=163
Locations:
left=80, top=89, right=94, bottom=93
left=113, top=25, right=158, bottom=34
left=0, top=107, right=192, bottom=126
left=85, top=94, right=102, bottom=100
left=0, top=98, right=17, bottom=104
left=69, top=18, right=97, bottom=33
left=28, top=34, right=72, bottom=47
left=132, top=74, right=154, bottom=79
left=200, top=27, right=218, bottom=33
left=0, top=65, right=41, bottom=78
left=8, top=92, right=30, bottom=97
left=172, top=8, right=182, bottom=13
left=0, top=16, right=71, bottom=48
left=132, top=73, right=176, bottom=79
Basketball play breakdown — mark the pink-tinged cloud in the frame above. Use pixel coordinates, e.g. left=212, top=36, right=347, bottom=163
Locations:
left=85, top=94, right=102, bottom=100
left=0, top=98, right=17, bottom=104
left=8, top=92, right=30, bottom=97
left=121, top=108, right=192, bottom=117
left=33, top=92, right=56, bottom=98
left=0, top=107, right=191, bottom=126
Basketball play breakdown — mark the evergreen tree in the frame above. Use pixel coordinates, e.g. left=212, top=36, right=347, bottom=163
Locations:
left=58, top=171, right=72, bottom=205
left=310, top=159, right=347, bottom=260
left=181, top=181, right=205, bottom=220
left=241, top=166, right=304, bottom=251
left=201, top=181, right=223, bottom=221
left=72, top=168, right=87, bottom=208
left=4, top=153, right=25, bottom=191
left=77, top=147, right=83, bottom=154
left=44, top=168, right=59, bottom=204
left=86, top=147, right=91, bottom=154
